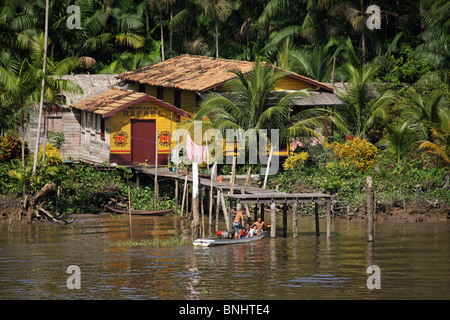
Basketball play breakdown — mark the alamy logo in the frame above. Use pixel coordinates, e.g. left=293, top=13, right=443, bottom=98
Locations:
left=366, top=5, right=381, bottom=30
left=67, top=5, right=81, bottom=30
left=366, top=265, right=381, bottom=290
left=171, top=121, right=279, bottom=176
left=66, top=265, right=81, bottom=289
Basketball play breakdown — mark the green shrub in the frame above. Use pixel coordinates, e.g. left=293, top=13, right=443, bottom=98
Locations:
left=0, top=134, right=28, bottom=163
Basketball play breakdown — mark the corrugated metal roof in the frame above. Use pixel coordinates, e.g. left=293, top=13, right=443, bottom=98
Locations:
left=70, top=87, right=191, bottom=118
left=290, top=91, right=344, bottom=107
left=116, top=54, right=334, bottom=93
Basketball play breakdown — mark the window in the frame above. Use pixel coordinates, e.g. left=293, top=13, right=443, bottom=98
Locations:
left=100, top=117, right=105, bottom=140
left=138, top=83, right=145, bottom=93
left=46, top=116, right=63, bottom=133
left=174, top=89, right=181, bottom=108
left=157, top=87, right=164, bottom=100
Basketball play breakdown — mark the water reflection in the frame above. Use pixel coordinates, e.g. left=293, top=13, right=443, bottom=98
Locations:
left=0, top=214, right=449, bottom=300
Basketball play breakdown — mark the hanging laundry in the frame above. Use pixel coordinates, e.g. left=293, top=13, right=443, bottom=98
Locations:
left=186, top=134, right=207, bottom=163
left=291, top=137, right=304, bottom=152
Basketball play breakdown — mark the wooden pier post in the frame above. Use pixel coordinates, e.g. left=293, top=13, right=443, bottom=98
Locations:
left=200, top=185, right=205, bottom=238
left=326, top=201, right=331, bottom=238
left=191, top=162, right=201, bottom=239
left=314, top=202, right=320, bottom=237
left=253, top=204, right=258, bottom=221
left=282, top=203, right=287, bottom=238
left=186, top=181, right=190, bottom=218
left=263, top=146, right=273, bottom=189
left=230, top=156, right=236, bottom=195
left=270, top=202, right=276, bottom=238
left=209, top=185, right=214, bottom=233
left=292, top=203, right=298, bottom=238
left=215, top=188, right=220, bottom=232
left=367, top=176, right=374, bottom=242
left=220, top=190, right=231, bottom=231
left=174, top=175, right=179, bottom=215
left=180, top=176, right=188, bottom=218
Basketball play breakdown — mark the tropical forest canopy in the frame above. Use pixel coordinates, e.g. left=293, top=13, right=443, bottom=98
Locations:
left=0, top=0, right=447, bottom=77
left=0, top=1, right=449, bottom=161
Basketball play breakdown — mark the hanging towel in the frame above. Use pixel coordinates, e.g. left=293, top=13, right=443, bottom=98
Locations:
left=186, top=134, right=207, bottom=163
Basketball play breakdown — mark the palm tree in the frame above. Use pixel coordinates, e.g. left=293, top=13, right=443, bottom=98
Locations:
left=190, top=61, right=326, bottom=149
left=415, top=0, right=450, bottom=83
left=337, top=63, right=396, bottom=140
left=335, top=0, right=377, bottom=66
left=148, top=0, right=176, bottom=61
left=402, top=93, right=446, bottom=142
left=377, top=121, right=416, bottom=211
left=377, top=121, right=415, bottom=166
left=288, top=40, right=338, bottom=83
left=200, top=0, right=232, bottom=58
left=418, top=106, right=450, bottom=164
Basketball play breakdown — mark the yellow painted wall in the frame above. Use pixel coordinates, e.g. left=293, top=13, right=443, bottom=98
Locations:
left=109, top=101, right=179, bottom=156
left=274, top=76, right=318, bottom=90
left=145, top=85, right=197, bottom=114
left=214, top=75, right=318, bottom=92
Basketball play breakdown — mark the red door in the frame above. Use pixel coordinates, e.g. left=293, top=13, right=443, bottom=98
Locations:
left=131, top=119, right=156, bottom=164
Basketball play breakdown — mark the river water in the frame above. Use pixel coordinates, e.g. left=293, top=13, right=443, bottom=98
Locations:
left=0, top=213, right=449, bottom=300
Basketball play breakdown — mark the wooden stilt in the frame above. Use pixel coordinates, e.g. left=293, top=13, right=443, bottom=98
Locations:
left=282, top=203, right=287, bottom=238
left=270, top=202, right=276, bottom=238
left=245, top=167, right=251, bottom=186
left=314, top=202, right=320, bottom=237
left=209, top=185, right=213, bottom=234
left=220, top=190, right=231, bottom=231
left=192, top=162, right=200, bottom=239
left=186, top=182, right=190, bottom=218
left=326, top=201, right=331, bottom=238
left=200, top=186, right=205, bottom=238
left=260, top=203, right=265, bottom=221
left=292, top=203, right=298, bottom=238
left=215, top=188, right=220, bottom=232
left=174, top=176, right=179, bottom=215
left=180, top=176, right=188, bottom=218
left=263, top=146, right=273, bottom=189
left=367, top=177, right=374, bottom=242
left=230, top=156, right=236, bottom=195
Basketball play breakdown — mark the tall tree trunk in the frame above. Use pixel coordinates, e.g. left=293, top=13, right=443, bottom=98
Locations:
left=169, top=8, right=173, bottom=58
left=32, top=0, right=49, bottom=176
left=215, top=20, right=219, bottom=58
left=160, top=14, right=165, bottom=61
left=361, top=28, right=366, bottom=66
left=21, top=105, right=25, bottom=169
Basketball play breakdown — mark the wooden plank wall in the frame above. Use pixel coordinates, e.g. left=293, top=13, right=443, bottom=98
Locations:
left=80, top=110, right=110, bottom=164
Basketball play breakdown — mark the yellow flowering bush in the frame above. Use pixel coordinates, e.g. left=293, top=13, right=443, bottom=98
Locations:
left=38, top=143, right=62, bottom=166
left=331, top=138, right=377, bottom=172
left=283, top=152, right=308, bottom=170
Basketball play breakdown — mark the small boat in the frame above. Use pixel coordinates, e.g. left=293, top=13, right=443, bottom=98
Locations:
left=105, top=205, right=172, bottom=216
left=193, top=231, right=266, bottom=247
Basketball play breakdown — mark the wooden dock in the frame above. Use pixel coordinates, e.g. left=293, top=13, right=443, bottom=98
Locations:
left=127, top=165, right=333, bottom=239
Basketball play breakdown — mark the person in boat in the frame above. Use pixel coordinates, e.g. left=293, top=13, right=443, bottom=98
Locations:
left=232, top=209, right=245, bottom=239
left=250, top=216, right=271, bottom=236
left=248, top=225, right=258, bottom=237
left=239, top=227, right=248, bottom=238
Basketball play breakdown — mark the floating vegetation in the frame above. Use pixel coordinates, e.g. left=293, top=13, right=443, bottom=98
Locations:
left=111, top=236, right=191, bottom=247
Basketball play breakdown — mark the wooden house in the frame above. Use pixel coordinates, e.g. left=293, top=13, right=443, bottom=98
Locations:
left=116, top=54, right=343, bottom=160
left=69, top=87, right=190, bottom=165
left=26, top=55, right=343, bottom=166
